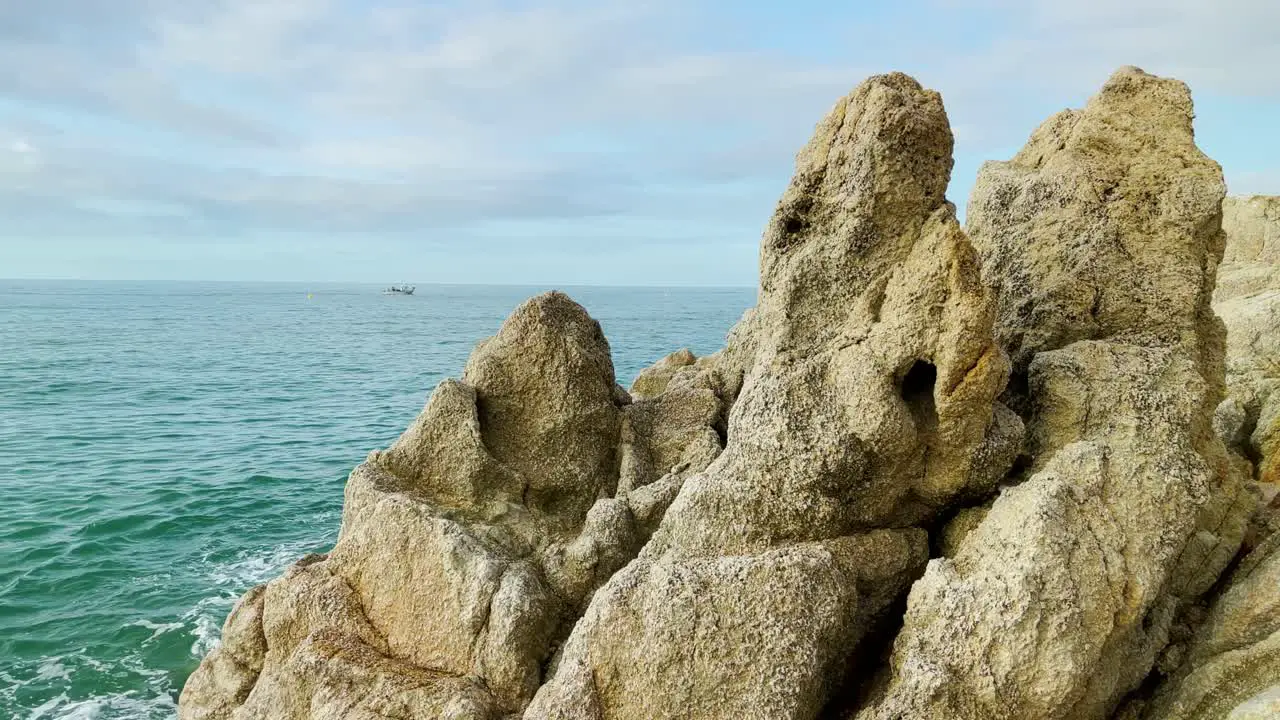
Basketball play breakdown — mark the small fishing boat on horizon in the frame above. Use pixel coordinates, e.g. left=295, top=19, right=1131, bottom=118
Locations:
left=383, top=285, right=416, bottom=296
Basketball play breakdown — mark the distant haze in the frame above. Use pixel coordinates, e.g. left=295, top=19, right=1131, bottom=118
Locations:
left=1, top=0, right=1277, bottom=285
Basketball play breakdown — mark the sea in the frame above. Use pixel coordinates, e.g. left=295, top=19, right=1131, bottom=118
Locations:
left=0, top=280, right=754, bottom=720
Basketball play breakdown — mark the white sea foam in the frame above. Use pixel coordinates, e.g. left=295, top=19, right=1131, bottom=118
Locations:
left=4, top=540, right=336, bottom=718
left=202, top=538, right=323, bottom=589
left=124, top=619, right=184, bottom=645
left=184, top=537, right=329, bottom=657
left=5, top=650, right=175, bottom=720
left=27, top=690, right=175, bottom=720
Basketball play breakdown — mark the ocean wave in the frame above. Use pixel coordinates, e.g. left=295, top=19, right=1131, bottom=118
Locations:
left=2, top=650, right=174, bottom=720
left=185, top=537, right=331, bottom=657
left=124, top=619, right=185, bottom=645
left=202, top=538, right=322, bottom=590
left=27, top=690, right=175, bottom=720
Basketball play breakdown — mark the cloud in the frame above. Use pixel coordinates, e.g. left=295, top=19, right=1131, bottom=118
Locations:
left=1, top=0, right=851, bottom=252
left=0, top=0, right=1276, bottom=281
left=938, top=0, right=1280, bottom=97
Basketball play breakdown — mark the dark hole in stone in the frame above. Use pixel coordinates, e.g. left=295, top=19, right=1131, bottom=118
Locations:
left=900, top=360, right=937, bottom=405
left=900, top=359, right=938, bottom=434
left=782, top=214, right=806, bottom=235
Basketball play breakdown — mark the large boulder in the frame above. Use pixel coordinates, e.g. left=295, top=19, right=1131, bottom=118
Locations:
left=526, top=72, right=1019, bottom=720
left=858, top=67, right=1250, bottom=720
left=179, top=292, right=725, bottom=719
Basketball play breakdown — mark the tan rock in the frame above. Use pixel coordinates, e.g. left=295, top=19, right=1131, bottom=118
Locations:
left=232, top=630, right=501, bottom=720
left=968, top=66, right=1227, bottom=385
left=178, top=585, right=267, bottom=720
left=1145, top=532, right=1280, bottom=719
left=937, top=505, right=989, bottom=559
left=860, top=67, right=1248, bottom=720
left=1217, top=196, right=1280, bottom=299
left=629, top=348, right=696, bottom=400
left=181, top=291, right=722, bottom=718
left=528, top=72, right=1018, bottom=720
left=1214, top=196, right=1280, bottom=486
left=180, top=67, right=1274, bottom=720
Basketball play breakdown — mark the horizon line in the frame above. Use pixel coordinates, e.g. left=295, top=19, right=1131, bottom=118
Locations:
left=0, top=277, right=758, bottom=291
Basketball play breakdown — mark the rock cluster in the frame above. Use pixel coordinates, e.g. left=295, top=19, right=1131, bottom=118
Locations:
left=180, top=68, right=1279, bottom=720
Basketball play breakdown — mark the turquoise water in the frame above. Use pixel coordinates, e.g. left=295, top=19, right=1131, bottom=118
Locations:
left=0, top=281, right=752, bottom=720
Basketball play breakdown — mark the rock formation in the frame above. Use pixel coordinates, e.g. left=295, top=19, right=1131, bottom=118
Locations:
left=181, top=68, right=1278, bottom=720
left=1123, top=196, right=1280, bottom=720
left=856, top=66, right=1253, bottom=720
left=527, top=71, right=1019, bottom=720
left=180, top=292, right=728, bottom=718
left=1215, top=196, right=1280, bottom=487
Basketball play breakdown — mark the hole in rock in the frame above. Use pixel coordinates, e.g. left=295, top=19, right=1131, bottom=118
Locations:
left=817, top=587, right=912, bottom=718
left=899, top=360, right=938, bottom=433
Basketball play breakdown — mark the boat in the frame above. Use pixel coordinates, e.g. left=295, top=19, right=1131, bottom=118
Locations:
left=383, top=285, right=416, bottom=296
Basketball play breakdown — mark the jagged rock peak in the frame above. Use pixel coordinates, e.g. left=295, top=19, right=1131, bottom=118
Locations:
left=180, top=291, right=723, bottom=719
left=859, top=65, right=1249, bottom=720
left=526, top=70, right=1018, bottom=720
left=757, top=71, right=956, bottom=355
left=968, top=65, right=1227, bottom=384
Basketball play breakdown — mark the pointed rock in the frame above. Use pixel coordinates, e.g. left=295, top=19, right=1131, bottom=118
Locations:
left=527, top=72, right=1017, bottom=719
left=859, top=66, right=1250, bottom=720
left=180, top=292, right=720, bottom=719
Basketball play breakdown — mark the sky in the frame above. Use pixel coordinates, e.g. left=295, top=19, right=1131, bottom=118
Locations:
left=1, top=0, right=1278, bottom=286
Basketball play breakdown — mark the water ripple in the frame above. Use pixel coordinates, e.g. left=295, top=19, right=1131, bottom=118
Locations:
left=0, top=280, right=751, bottom=719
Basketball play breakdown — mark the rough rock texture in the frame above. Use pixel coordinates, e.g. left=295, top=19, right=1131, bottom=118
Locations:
left=1214, top=196, right=1280, bottom=485
left=858, top=67, right=1251, bottom=720
left=526, top=71, right=1020, bottom=720
left=1132, top=198, right=1280, bottom=720
left=1144, top=526, right=1280, bottom=719
left=182, top=68, right=1278, bottom=720
left=629, top=348, right=696, bottom=400
left=179, top=292, right=726, bottom=719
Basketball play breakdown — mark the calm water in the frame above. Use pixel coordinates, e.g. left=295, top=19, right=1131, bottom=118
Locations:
left=0, top=280, right=752, bottom=720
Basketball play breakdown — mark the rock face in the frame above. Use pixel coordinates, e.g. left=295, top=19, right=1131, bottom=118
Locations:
left=525, top=71, right=1021, bottom=720
left=181, top=68, right=1277, bottom=720
left=857, top=67, right=1250, bottom=720
left=1144, top=531, right=1280, bottom=719
left=1131, top=198, right=1280, bottom=720
left=1214, top=196, right=1280, bottom=485
left=179, top=292, right=727, bottom=719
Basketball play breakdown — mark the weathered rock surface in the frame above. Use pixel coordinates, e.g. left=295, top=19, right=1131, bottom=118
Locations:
left=1143, top=526, right=1280, bottom=719
left=527, top=71, right=1019, bottom=719
left=181, top=68, right=1278, bottom=720
left=1215, top=196, right=1280, bottom=486
left=179, top=292, right=726, bottom=719
left=858, top=67, right=1251, bottom=720
left=1131, top=198, right=1280, bottom=720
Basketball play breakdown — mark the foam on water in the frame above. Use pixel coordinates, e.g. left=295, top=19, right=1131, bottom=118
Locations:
left=3, top=537, right=332, bottom=720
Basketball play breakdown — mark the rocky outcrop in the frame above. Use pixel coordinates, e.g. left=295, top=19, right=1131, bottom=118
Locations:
left=1143, top=529, right=1280, bottom=719
left=527, top=71, right=1019, bottom=720
left=1126, top=198, right=1280, bottom=720
left=181, top=67, right=1276, bottom=720
left=857, top=67, right=1251, bottom=720
left=179, top=292, right=727, bottom=719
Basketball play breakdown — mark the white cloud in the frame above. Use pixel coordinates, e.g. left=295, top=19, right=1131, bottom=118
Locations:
left=0, top=0, right=1276, bottom=266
